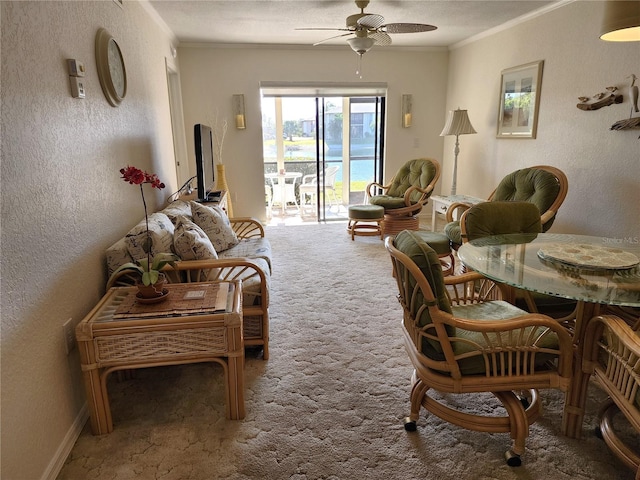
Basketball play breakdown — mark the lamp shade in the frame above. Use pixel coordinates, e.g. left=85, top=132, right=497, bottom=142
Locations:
left=600, top=0, right=640, bottom=41
left=440, top=108, right=476, bottom=136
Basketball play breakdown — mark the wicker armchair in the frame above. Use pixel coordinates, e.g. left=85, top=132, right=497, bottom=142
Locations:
left=583, top=315, right=640, bottom=478
left=386, top=230, right=573, bottom=466
left=107, top=218, right=270, bottom=360
left=445, top=165, right=568, bottom=249
left=367, top=158, right=440, bottom=234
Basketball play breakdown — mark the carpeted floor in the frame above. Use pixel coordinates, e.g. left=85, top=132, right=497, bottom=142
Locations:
left=58, top=222, right=635, bottom=480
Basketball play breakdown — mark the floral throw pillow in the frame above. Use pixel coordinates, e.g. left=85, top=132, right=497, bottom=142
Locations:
left=173, top=215, right=218, bottom=261
left=125, top=212, right=175, bottom=262
left=190, top=201, right=239, bottom=252
left=162, top=200, right=192, bottom=223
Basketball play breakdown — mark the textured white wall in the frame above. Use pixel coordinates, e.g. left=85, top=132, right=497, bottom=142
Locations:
left=1, top=2, right=177, bottom=478
left=177, top=46, right=449, bottom=222
left=444, top=1, right=640, bottom=237
left=3, top=1, right=638, bottom=478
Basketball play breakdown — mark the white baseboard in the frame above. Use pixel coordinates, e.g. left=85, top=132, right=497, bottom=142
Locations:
left=41, top=404, right=88, bottom=480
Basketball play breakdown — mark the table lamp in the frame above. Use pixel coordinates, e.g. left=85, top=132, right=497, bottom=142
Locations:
left=440, top=108, right=476, bottom=196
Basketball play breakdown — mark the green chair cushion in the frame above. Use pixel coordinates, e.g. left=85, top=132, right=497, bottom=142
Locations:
left=394, top=230, right=453, bottom=354
left=414, top=231, right=452, bottom=256
left=369, top=195, right=415, bottom=209
left=348, top=204, right=384, bottom=220
left=493, top=168, right=560, bottom=231
left=444, top=220, right=462, bottom=246
left=451, top=301, right=560, bottom=375
left=461, top=201, right=542, bottom=242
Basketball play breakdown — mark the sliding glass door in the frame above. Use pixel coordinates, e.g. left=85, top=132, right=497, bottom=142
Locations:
left=261, top=87, right=385, bottom=224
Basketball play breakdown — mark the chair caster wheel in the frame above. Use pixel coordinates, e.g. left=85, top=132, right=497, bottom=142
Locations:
left=403, top=418, right=417, bottom=432
left=505, top=450, right=522, bottom=467
left=594, top=425, right=603, bottom=439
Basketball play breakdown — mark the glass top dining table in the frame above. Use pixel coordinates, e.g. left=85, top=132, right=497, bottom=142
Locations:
left=458, top=233, right=640, bottom=307
left=458, top=232, right=640, bottom=438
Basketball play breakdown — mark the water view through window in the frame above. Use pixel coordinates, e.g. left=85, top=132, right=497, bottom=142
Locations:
left=262, top=95, right=384, bottom=223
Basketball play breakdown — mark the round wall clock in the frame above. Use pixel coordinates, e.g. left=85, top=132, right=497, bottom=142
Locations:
left=95, top=28, right=127, bottom=107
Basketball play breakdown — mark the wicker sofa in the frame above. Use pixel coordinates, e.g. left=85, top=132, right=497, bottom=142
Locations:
left=105, top=199, right=272, bottom=359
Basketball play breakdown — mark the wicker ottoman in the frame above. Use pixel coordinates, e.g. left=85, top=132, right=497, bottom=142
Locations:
left=347, top=205, right=385, bottom=240
left=414, top=231, right=455, bottom=276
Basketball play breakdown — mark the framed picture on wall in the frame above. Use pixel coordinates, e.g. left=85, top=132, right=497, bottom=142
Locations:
left=496, top=60, right=544, bottom=138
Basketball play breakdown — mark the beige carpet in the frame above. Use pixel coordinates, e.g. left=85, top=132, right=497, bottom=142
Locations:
left=58, top=222, right=634, bottom=480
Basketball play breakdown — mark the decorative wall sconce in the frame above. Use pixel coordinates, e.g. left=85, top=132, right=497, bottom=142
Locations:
left=402, top=94, right=412, bottom=128
left=232, top=94, right=246, bottom=129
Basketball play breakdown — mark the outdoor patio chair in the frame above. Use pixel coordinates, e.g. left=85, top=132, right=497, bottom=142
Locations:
left=299, top=165, right=339, bottom=214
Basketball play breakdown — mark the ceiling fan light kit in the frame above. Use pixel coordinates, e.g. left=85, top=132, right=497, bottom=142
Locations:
left=299, top=0, right=437, bottom=75
left=348, top=35, right=375, bottom=55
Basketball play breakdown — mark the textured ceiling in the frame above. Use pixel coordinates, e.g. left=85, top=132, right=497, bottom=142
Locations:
left=149, top=0, right=559, bottom=48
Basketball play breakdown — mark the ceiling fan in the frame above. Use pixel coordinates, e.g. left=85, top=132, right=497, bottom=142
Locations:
left=297, top=0, right=437, bottom=56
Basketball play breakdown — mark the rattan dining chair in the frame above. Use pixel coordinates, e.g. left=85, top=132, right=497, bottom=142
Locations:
left=583, top=314, right=640, bottom=478
left=386, top=230, right=574, bottom=466
left=367, top=158, right=440, bottom=235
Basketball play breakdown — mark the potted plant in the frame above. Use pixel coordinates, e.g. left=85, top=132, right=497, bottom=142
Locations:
left=109, top=166, right=178, bottom=298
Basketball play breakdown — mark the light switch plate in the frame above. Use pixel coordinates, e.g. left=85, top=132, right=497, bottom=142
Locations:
left=67, top=59, right=86, bottom=77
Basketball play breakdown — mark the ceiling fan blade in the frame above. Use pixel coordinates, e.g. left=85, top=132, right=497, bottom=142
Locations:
left=370, top=31, right=392, bottom=46
left=384, top=23, right=437, bottom=34
left=357, top=13, right=385, bottom=29
left=295, top=27, right=352, bottom=32
left=313, top=32, right=354, bottom=46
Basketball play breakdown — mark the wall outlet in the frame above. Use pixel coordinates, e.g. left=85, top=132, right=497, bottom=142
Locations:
left=63, top=318, right=75, bottom=354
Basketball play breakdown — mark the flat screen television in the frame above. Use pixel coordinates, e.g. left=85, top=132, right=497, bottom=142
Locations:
left=194, top=124, right=216, bottom=201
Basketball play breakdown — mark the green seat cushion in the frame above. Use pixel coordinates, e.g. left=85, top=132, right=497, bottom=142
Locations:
left=348, top=204, right=384, bottom=219
left=453, top=301, right=559, bottom=374
left=436, top=301, right=561, bottom=375
left=370, top=195, right=415, bottom=209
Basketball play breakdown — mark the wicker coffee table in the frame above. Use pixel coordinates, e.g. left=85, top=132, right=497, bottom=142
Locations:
left=75, top=281, right=244, bottom=435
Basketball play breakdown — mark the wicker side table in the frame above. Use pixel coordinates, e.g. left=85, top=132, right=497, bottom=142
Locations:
left=75, top=281, right=244, bottom=435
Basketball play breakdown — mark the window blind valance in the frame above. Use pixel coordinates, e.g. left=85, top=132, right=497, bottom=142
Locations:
left=260, top=82, right=387, bottom=98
